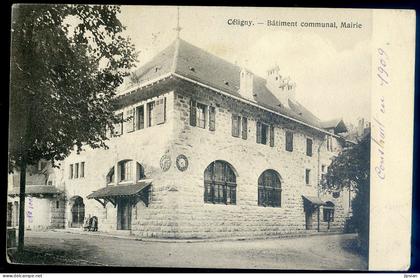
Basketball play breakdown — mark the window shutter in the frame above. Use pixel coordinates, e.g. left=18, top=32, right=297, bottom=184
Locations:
left=190, top=99, right=197, bottom=126
left=269, top=125, right=275, bottom=147
left=256, top=121, right=262, bottom=143
left=242, top=117, right=247, bottom=139
left=126, top=108, right=134, bottom=132
left=209, top=106, right=216, bottom=131
left=232, top=115, right=239, bottom=137
left=155, top=98, right=166, bottom=125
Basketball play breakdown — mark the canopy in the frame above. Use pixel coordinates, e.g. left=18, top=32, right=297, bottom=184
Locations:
left=87, top=180, right=152, bottom=207
left=302, top=195, right=326, bottom=206
left=8, top=185, right=63, bottom=197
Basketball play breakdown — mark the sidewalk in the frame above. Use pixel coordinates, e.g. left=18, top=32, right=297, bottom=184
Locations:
left=53, top=228, right=347, bottom=243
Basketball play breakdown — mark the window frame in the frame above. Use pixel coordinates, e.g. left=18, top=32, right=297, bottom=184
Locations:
left=204, top=161, right=237, bottom=205
left=285, top=131, right=294, bottom=152
left=258, top=170, right=282, bottom=207
left=306, top=137, right=313, bottom=157
left=305, top=168, right=311, bottom=185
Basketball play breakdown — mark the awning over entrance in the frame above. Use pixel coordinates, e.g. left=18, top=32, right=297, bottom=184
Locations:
left=302, top=195, right=326, bottom=206
left=87, top=180, right=152, bottom=208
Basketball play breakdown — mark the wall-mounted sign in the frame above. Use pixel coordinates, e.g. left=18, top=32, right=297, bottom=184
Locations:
left=176, top=154, right=189, bottom=171
left=160, top=155, right=172, bottom=172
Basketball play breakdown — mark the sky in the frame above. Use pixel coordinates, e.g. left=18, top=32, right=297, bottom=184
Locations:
left=119, top=6, right=372, bottom=124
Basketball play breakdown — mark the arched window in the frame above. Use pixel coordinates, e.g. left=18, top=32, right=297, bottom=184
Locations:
left=323, top=201, right=335, bottom=222
left=204, top=160, right=237, bottom=205
left=258, top=170, right=282, bottom=207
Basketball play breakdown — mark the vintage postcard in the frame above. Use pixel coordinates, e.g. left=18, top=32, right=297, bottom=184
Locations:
left=6, top=5, right=415, bottom=271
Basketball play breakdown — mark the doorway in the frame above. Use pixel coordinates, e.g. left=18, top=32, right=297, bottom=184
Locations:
left=70, top=196, right=85, bottom=228
left=117, top=199, right=132, bottom=230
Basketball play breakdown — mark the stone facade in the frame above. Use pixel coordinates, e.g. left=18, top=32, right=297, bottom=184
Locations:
left=56, top=76, right=350, bottom=239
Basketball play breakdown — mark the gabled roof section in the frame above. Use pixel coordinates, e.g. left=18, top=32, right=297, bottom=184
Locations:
left=127, top=38, right=328, bottom=130
left=321, top=119, right=348, bottom=134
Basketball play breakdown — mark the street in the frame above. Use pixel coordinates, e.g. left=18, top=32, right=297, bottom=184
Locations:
left=8, top=231, right=367, bottom=270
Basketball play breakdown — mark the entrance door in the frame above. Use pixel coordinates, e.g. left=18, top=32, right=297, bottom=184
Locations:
left=305, top=209, right=313, bottom=230
left=117, top=199, right=132, bottom=230
left=71, top=197, right=85, bottom=228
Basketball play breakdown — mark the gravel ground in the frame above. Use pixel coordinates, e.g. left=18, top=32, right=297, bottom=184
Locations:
left=7, top=230, right=367, bottom=270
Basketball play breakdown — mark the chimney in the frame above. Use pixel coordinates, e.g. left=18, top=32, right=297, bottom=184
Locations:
left=265, top=66, right=296, bottom=109
left=239, top=67, right=255, bottom=101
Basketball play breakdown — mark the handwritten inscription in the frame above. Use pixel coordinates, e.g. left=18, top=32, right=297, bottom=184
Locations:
left=26, top=196, right=33, bottom=223
left=373, top=48, right=389, bottom=180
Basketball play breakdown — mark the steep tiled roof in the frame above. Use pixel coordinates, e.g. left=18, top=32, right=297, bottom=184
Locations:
left=129, top=39, right=323, bottom=129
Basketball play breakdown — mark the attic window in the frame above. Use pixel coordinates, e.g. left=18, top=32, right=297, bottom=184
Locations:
left=189, top=66, right=195, bottom=72
left=154, top=66, right=162, bottom=72
left=224, top=81, right=229, bottom=86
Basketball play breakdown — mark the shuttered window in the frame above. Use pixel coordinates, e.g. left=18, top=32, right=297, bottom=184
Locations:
left=257, top=122, right=268, bottom=145
left=126, top=108, right=135, bottom=132
left=286, top=131, right=293, bottom=152
left=209, top=106, right=216, bottom=131
left=269, top=125, right=275, bottom=147
left=196, top=103, right=206, bottom=128
left=306, top=138, right=313, bottom=157
left=136, top=105, right=144, bottom=130
left=242, top=117, right=248, bottom=139
left=190, top=99, right=197, bottom=126
left=232, top=115, right=240, bottom=137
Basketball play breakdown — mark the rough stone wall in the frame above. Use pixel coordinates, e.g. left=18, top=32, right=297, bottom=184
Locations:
left=166, top=84, right=348, bottom=239
left=59, top=91, right=180, bottom=237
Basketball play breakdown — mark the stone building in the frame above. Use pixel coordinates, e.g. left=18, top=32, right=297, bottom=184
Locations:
left=54, top=38, right=351, bottom=239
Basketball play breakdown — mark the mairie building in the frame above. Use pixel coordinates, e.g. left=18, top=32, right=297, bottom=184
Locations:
left=8, top=38, right=353, bottom=239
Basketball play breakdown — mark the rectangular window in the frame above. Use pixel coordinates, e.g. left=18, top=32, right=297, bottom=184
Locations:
left=242, top=117, right=248, bottom=139
left=232, top=115, right=240, bottom=137
left=323, top=207, right=334, bottom=222
left=75, top=163, right=79, bottom=179
left=136, top=105, right=145, bottom=130
left=256, top=121, right=269, bottom=145
left=147, top=102, right=155, bottom=127
left=286, top=131, right=293, bottom=152
left=261, top=123, right=268, bottom=144
left=119, top=161, right=132, bottom=182
left=56, top=201, right=60, bottom=209
left=69, top=164, right=73, bottom=179
left=305, top=169, right=311, bottom=185
left=327, top=135, right=333, bottom=151
left=80, top=162, right=85, bottom=178
left=306, top=138, right=313, bottom=157
left=209, top=106, right=216, bottom=131
left=196, top=103, right=206, bottom=128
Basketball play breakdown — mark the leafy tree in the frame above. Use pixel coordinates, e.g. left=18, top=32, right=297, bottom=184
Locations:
left=9, top=4, right=137, bottom=251
left=321, top=132, right=370, bottom=255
